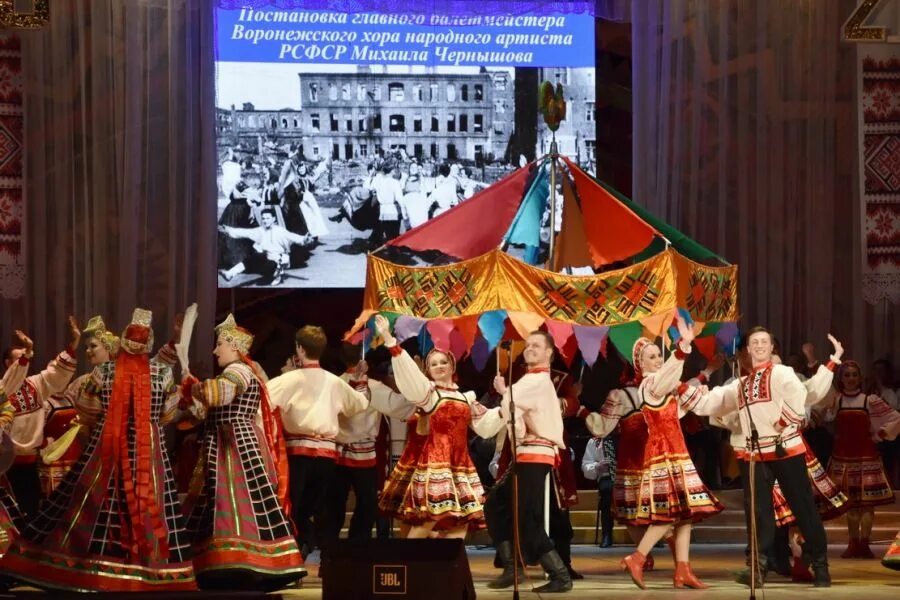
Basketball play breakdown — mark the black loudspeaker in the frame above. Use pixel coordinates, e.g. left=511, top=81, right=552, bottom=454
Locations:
left=322, top=538, right=476, bottom=600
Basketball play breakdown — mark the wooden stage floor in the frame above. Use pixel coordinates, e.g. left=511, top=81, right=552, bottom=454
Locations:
left=284, top=543, right=899, bottom=599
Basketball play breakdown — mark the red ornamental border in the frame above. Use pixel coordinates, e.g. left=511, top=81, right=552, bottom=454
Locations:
left=0, top=33, right=23, bottom=299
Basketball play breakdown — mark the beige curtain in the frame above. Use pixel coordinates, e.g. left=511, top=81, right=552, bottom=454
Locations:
left=15, top=0, right=217, bottom=364
left=629, top=1, right=892, bottom=365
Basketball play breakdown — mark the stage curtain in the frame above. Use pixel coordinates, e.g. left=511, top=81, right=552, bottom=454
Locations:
left=15, top=0, right=218, bottom=366
left=628, top=0, right=894, bottom=363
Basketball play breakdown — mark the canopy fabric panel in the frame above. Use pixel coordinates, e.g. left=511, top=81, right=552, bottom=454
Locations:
left=385, top=163, right=535, bottom=259
left=348, top=247, right=738, bottom=336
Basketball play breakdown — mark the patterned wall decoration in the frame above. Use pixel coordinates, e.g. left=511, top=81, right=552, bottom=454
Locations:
left=861, top=48, right=900, bottom=304
left=0, top=33, right=23, bottom=299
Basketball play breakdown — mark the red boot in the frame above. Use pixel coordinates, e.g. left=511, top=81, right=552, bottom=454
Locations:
left=841, top=538, right=858, bottom=559
left=791, top=559, right=814, bottom=582
left=644, top=553, right=655, bottom=571
left=673, top=562, right=709, bottom=589
left=621, top=551, right=647, bottom=589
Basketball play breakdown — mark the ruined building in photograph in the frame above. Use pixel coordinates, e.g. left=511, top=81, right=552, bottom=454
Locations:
left=217, top=69, right=515, bottom=164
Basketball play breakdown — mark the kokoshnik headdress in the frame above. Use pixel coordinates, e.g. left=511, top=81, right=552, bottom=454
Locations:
left=83, top=315, right=120, bottom=354
left=215, top=314, right=254, bottom=355
left=120, top=308, right=153, bottom=355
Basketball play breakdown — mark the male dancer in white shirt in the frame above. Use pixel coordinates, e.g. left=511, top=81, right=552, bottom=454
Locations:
left=487, top=331, right=571, bottom=593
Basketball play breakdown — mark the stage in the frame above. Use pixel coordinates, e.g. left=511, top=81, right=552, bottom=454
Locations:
left=281, top=544, right=898, bottom=599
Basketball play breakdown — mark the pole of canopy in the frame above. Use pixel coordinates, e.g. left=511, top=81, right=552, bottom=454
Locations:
left=547, top=134, right=558, bottom=270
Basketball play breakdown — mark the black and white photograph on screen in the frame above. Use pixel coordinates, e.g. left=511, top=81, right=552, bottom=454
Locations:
left=215, top=64, right=597, bottom=288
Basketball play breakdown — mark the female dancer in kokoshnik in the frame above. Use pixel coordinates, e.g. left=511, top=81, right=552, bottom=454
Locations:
left=374, top=314, right=504, bottom=539
left=615, top=315, right=737, bottom=590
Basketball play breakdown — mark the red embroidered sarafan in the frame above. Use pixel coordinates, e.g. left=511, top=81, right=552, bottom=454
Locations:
left=633, top=395, right=723, bottom=524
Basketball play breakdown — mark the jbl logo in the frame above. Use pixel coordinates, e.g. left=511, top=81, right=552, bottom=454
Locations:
left=373, top=564, right=407, bottom=595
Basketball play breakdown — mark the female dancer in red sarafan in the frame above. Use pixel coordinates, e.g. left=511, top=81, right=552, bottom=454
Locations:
left=619, top=315, right=737, bottom=590
left=374, top=314, right=504, bottom=539
left=822, top=360, right=900, bottom=559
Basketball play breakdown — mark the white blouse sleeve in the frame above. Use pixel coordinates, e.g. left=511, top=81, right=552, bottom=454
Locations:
left=389, top=345, right=438, bottom=412
left=467, top=392, right=504, bottom=439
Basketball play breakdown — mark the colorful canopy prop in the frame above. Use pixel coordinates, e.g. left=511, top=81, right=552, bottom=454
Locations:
left=348, top=154, right=740, bottom=368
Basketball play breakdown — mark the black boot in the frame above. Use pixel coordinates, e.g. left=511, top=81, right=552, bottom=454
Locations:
left=600, top=532, right=613, bottom=548
left=487, top=541, right=524, bottom=589
left=809, top=556, right=831, bottom=588
left=735, top=564, right=767, bottom=587
left=534, top=550, right=573, bottom=593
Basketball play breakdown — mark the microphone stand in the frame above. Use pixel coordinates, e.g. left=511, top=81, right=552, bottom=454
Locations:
left=505, top=346, right=521, bottom=600
left=737, top=362, right=764, bottom=600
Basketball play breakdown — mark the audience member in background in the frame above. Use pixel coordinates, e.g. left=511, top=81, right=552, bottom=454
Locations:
left=582, top=434, right=616, bottom=548
left=801, top=341, right=821, bottom=379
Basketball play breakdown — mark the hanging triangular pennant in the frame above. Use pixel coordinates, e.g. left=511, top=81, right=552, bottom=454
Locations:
left=498, top=340, right=525, bottom=374
left=418, top=326, right=434, bottom=357
left=449, top=329, right=468, bottom=360
left=640, top=310, right=674, bottom=341
left=715, top=322, right=740, bottom=356
left=426, top=319, right=455, bottom=352
left=573, top=325, right=609, bottom=368
left=471, top=335, right=491, bottom=372
left=454, top=315, right=481, bottom=354
left=607, top=322, right=645, bottom=364
left=477, top=310, right=508, bottom=352
left=544, top=319, right=575, bottom=353
left=507, top=311, right=545, bottom=340
left=394, top=315, right=426, bottom=342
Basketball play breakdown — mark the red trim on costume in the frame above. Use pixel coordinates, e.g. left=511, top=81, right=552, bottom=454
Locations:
left=434, top=384, right=457, bottom=392
left=3, top=538, right=197, bottom=592
left=388, top=345, right=403, bottom=357
left=286, top=446, right=339, bottom=460
left=516, top=453, right=558, bottom=466
left=527, top=367, right=550, bottom=374
left=17, top=356, right=30, bottom=366
left=826, top=361, right=837, bottom=372
left=299, top=361, right=321, bottom=369
left=337, top=456, right=377, bottom=468
left=736, top=444, right=805, bottom=462
left=696, top=372, right=709, bottom=384
left=674, top=348, right=688, bottom=360
left=676, top=382, right=689, bottom=395
left=193, top=539, right=304, bottom=573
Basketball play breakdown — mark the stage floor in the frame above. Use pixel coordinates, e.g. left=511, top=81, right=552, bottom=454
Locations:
left=284, top=544, right=899, bottom=599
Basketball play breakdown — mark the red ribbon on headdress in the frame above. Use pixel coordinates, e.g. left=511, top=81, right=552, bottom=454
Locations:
left=101, top=350, right=169, bottom=561
left=241, top=355, right=291, bottom=518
